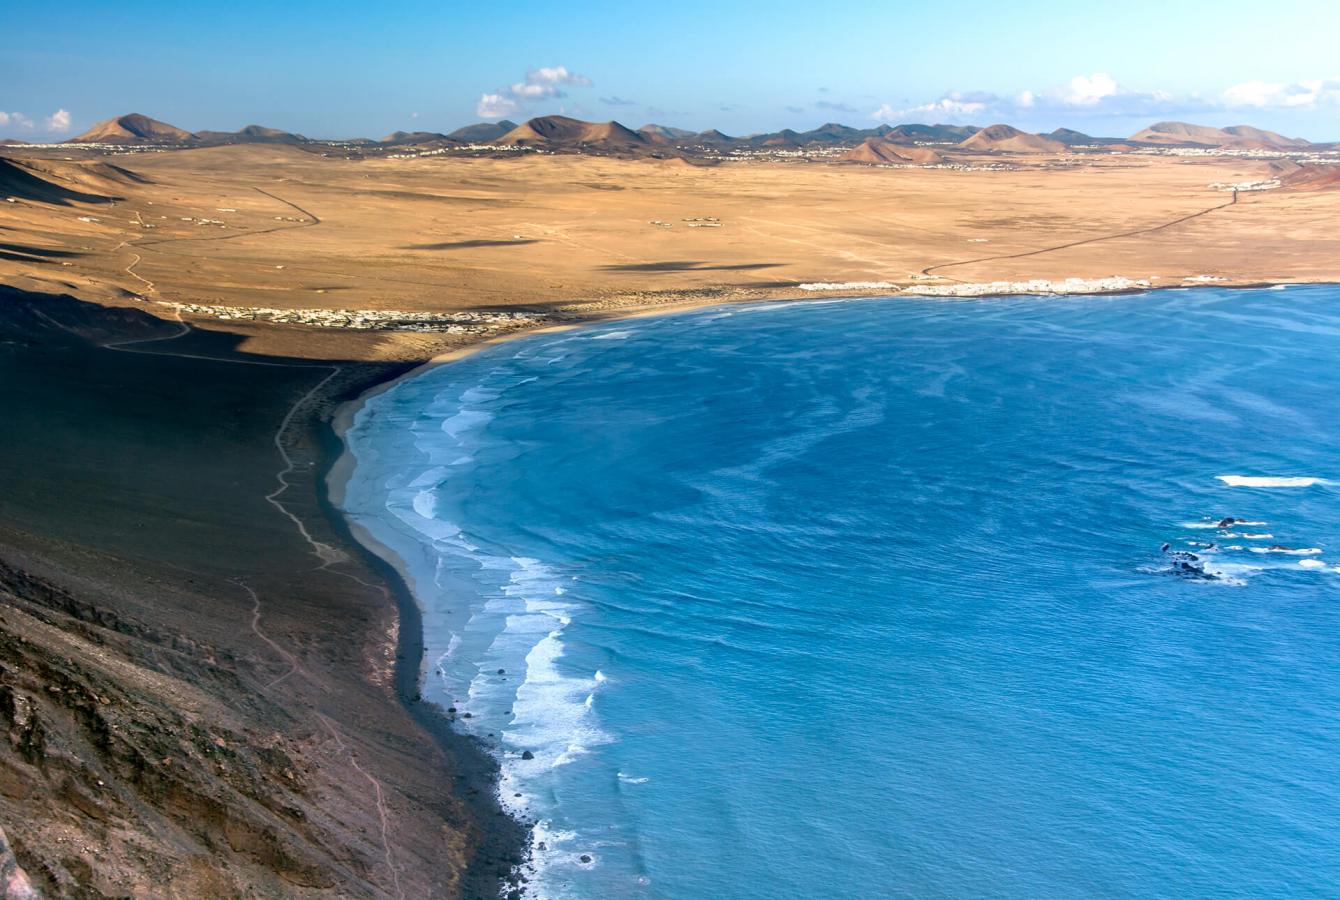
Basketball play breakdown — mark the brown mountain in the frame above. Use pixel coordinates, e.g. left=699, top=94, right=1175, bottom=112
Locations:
left=637, top=124, right=696, bottom=144
left=1220, top=125, right=1311, bottom=149
left=378, top=130, right=450, bottom=145
left=196, top=125, right=309, bottom=145
left=958, top=124, right=1066, bottom=154
left=688, top=129, right=736, bottom=145
left=1129, top=121, right=1309, bottom=150
left=447, top=120, right=519, bottom=142
left=499, top=116, right=649, bottom=150
left=840, top=137, right=946, bottom=165
left=1045, top=128, right=1096, bottom=145
left=744, top=128, right=803, bottom=148
left=796, top=122, right=883, bottom=144
left=69, top=113, right=196, bottom=144
left=884, top=123, right=980, bottom=144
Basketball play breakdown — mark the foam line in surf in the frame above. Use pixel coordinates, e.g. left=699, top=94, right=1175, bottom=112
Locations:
left=1217, top=475, right=1329, bottom=488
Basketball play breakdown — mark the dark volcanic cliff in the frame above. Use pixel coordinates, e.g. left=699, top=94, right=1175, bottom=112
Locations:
left=0, top=288, right=525, bottom=897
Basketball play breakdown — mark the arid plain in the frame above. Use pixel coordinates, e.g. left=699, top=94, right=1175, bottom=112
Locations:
left=7, top=141, right=1340, bottom=362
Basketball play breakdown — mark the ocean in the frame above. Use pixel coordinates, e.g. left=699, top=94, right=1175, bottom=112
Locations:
left=339, top=286, right=1340, bottom=898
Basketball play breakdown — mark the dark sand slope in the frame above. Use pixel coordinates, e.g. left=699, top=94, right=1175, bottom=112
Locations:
left=0, top=287, right=524, bottom=897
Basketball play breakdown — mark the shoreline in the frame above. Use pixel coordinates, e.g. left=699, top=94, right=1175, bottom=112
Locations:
left=323, top=294, right=773, bottom=894
left=320, top=278, right=1307, bottom=895
left=313, top=394, right=531, bottom=898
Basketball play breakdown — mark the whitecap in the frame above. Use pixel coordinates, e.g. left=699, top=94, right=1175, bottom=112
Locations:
left=1249, top=547, right=1322, bottom=555
left=1299, top=559, right=1328, bottom=569
left=593, top=330, right=635, bottom=341
left=1217, top=475, right=1328, bottom=488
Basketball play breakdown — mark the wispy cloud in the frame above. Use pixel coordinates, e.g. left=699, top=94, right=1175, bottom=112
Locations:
left=476, top=93, right=519, bottom=118
left=0, top=111, right=34, bottom=131
left=871, top=75, right=1180, bottom=123
left=1220, top=77, right=1340, bottom=109
left=45, top=108, right=71, bottom=132
left=509, top=66, right=590, bottom=99
left=476, top=65, right=592, bottom=119
left=873, top=90, right=997, bottom=122
left=599, top=95, right=637, bottom=106
left=815, top=99, right=857, bottom=114
left=871, top=71, right=1340, bottom=127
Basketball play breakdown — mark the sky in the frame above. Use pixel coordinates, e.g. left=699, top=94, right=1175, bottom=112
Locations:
left=5, top=0, right=1340, bottom=141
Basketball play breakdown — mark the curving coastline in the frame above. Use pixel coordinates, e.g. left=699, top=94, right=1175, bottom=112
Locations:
left=326, top=284, right=1340, bottom=897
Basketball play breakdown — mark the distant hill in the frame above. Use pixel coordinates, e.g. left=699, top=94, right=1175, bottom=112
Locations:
left=637, top=124, right=696, bottom=144
left=447, top=120, right=518, bottom=142
left=1129, top=121, right=1310, bottom=150
left=840, top=137, right=947, bottom=165
left=884, top=123, right=980, bottom=144
left=1220, top=125, right=1311, bottom=149
left=196, top=125, right=309, bottom=145
left=689, top=129, right=736, bottom=145
left=1130, top=121, right=1233, bottom=145
left=743, top=128, right=803, bottom=148
left=0, top=156, right=148, bottom=205
left=1045, top=128, right=1095, bottom=145
left=70, top=113, right=196, bottom=144
left=958, top=124, right=1066, bottom=154
left=499, top=116, right=649, bottom=150
left=379, top=130, right=449, bottom=145
left=796, top=122, right=871, bottom=144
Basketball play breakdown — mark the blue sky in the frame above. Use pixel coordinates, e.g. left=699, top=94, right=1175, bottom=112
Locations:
left=5, top=0, right=1340, bottom=140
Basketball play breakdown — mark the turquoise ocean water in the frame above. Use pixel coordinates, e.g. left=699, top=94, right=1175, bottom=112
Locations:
left=340, top=287, right=1340, bottom=898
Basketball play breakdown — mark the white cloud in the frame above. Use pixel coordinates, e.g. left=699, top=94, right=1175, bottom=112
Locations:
left=476, top=93, right=519, bottom=119
left=476, top=65, right=593, bottom=119
left=45, top=108, right=71, bottom=132
left=509, top=66, right=591, bottom=100
left=815, top=99, right=858, bottom=114
left=0, top=111, right=34, bottom=130
left=873, top=91, right=996, bottom=122
left=1060, top=73, right=1119, bottom=106
left=1221, top=78, right=1340, bottom=109
left=872, top=74, right=1181, bottom=123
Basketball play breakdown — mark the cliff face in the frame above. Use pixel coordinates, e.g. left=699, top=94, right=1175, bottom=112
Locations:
left=0, top=551, right=355, bottom=896
left=0, top=287, right=526, bottom=898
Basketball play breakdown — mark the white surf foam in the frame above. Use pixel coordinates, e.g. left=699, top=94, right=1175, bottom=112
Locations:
left=1249, top=547, right=1322, bottom=556
left=1217, top=475, right=1329, bottom=488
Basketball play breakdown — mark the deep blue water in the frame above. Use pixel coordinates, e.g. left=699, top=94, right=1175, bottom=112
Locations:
left=340, top=287, right=1340, bottom=898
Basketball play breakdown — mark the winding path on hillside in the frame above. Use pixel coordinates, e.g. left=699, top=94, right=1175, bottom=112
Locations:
left=94, top=190, right=407, bottom=899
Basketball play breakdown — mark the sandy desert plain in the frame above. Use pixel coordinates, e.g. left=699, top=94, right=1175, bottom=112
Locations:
left=3, top=126, right=1340, bottom=897
left=6, top=137, right=1340, bottom=362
